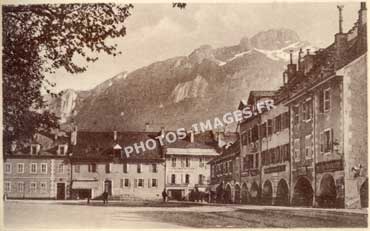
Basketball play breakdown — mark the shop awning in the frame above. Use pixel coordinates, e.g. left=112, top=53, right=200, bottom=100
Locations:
left=72, top=180, right=99, bottom=189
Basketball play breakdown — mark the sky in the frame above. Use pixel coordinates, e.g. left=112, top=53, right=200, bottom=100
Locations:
left=46, top=2, right=360, bottom=91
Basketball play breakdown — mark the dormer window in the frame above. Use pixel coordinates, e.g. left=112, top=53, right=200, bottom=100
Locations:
left=58, top=144, right=68, bottom=156
left=30, top=144, right=40, bottom=155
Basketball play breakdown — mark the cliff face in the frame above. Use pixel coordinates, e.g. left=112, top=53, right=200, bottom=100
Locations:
left=47, top=29, right=315, bottom=132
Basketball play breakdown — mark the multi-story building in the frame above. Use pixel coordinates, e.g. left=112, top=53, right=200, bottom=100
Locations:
left=69, top=131, right=165, bottom=201
left=260, top=99, right=290, bottom=206
left=239, top=92, right=275, bottom=204
left=164, top=131, right=219, bottom=200
left=4, top=132, right=71, bottom=199
left=275, top=2, right=367, bottom=208
left=209, top=140, right=240, bottom=203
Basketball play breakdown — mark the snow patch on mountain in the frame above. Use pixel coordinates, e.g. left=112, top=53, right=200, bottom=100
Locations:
left=171, top=75, right=208, bottom=103
left=254, top=42, right=316, bottom=61
left=219, top=50, right=252, bottom=66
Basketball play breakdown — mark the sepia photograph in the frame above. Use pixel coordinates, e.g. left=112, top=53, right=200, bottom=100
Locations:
left=2, top=0, right=368, bottom=230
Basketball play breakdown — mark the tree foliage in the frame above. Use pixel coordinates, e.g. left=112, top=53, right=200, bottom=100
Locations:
left=3, top=3, right=133, bottom=146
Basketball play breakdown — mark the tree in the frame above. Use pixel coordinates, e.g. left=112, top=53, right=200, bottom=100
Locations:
left=2, top=3, right=133, bottom=147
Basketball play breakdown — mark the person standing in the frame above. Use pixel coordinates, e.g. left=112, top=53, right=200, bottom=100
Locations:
left=162, top=189, right=168, bottom=202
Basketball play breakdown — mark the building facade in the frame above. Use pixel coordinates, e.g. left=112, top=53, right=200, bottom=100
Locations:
left=275, top=2, right=368, bottom=208
left=165, top=132, right=219, bottom=201
left=4, top=132, right=71, bottom=199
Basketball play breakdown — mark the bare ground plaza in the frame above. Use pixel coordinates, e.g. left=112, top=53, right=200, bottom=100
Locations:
left=4, top=200, right=367, bottom=229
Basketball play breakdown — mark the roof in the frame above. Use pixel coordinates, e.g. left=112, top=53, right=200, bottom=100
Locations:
left=71, top=131, right=163, bottom=162
left=208, top=139, right=240, bottom=164
left=247, top=90, right=276, bottom=105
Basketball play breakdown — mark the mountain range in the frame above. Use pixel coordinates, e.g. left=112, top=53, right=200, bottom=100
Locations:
left=46, top=28, right=315, bottom=132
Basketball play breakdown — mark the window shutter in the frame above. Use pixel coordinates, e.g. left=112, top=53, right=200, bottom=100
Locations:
left=330, top=128, right=334, bottom=151
left=134, top=179, right=137, bottom=188
left=148, top=179, right=151, bottom=188
left=320, top=132, right=324, bottom=153
left=319, top=90, right=324, bottom=113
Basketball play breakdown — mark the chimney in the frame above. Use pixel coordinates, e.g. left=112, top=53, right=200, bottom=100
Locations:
left=287, top=50, right=297, bottom=78
left=298, top=48, right=303, bottom=71
left=10, top=141, right=17, bottom=152
left=359, top=2, right=367, bottom=26
left=334, top=5, right=348, bottom=68
left=71, top=126, right=77, bottom=146
left=144, top=122, right=150, bottom=132
left=306, top=49, right=310, bottom=55
left=337, top=5, right=344, bottom=34
left=113, top=130, right=117, bottom=142
left=54, top=128, right=59, bottom=140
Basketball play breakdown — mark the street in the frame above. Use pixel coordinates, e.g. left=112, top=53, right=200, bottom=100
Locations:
left=3, top=200, right=368, bottom=229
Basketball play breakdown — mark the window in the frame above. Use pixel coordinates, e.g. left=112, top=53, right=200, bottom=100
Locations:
left=105, top=163, right=111, bottom=173
left=58, top=145, right=67, bottom=156
left=124, top=179, right=130, bottom=187
left=88, top=163, right=96, bottom=173
left=58, top=163, right=64, bottom=173
left=255, top=153, right=259, bottom=168
left=123, top=163, right=128, bottom=173
left=171, top=174, right=176, bottom=184
left=41, top=163, right=47, bottom=174
left=252, top=125, right=259, bottom=142
left=181, top=158, right=185, bottom=167
left=324, top=88, right=331, bottom=112
left=282, top=112, right=290, bottom=129
left=151, top=179, right=158, bottom=187
left=152, top=164, right=157, bottom=173
left=5, top=163, right=11, bottom=174
left=30, top=182, right=37, bottom=192
left=5, top=182, right=11, bottom=193
left=136, top=164, right=141, bottom=173
left=17, top=182, right=24, bottom=193
left=275, top=115, right=282, bottom=133
left=17, top=163, right=24, bottom=173
left=244, top=155, right=254, bottom=169
left=30, top=144, right=39, bottom=155
left=294, top=139, right=300, bottom=162
left=302, top=99, right=313, bottom=121
left=40, top=182, right=47, bottom=192
left=185, top=174, right=190, bottom=184
left=198, top=174, right=205, bottom=185
left=305, top=135, right=313, bottom=159
left=321, top=129, right=333, bottom=153
left=242, top=132, right=248, bottom=145
left=74, top=165, right=80, bottom=173
left=293, top=105, right=299, bottom=125
left=260, top=123, right=267, bottom=138
left=199, top=157, right=204, bottom=167
left=138, top=179, right=144, bottom=187
left=185, top=157, right=190, bottom=167
left=171, top=157, right=176, bottom=167
left=267, top=119, right=273, bottom=136
left=30, top=163, right=37, bottom=174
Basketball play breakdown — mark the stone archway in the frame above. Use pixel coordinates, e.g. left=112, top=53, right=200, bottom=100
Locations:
left=275, top=179, right=289, bottom=206
left=241, top=183, right=248, bottom=204
left=224, top=184, right=232, bottom=204
left=250, top=182, right=260, bottom=205
left=318, top=174, right=337, bottom=208
left=360, top=179, right=368, bottom=208
left=234, top=184, right=241, bottom=204
left=262, top=180, right=273, bottom=205
left=292, top=177, right=313, bottom=207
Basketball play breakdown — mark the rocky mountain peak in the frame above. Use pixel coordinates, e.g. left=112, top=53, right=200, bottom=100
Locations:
left=250, top=28, right=300, bottom=50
